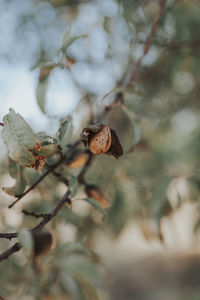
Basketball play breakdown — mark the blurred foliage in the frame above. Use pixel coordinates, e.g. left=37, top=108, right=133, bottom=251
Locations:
left=1, top=0, right=200, bottom=299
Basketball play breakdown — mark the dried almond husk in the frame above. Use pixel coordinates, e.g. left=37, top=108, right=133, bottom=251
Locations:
left=106, top=129, right=123, bottom=158
left=32, top=231, right=53, bottom=257
left=65, top=149, right=88, bottom=169
left=81, top=123, right=105, bottom=147
left=89, top=126, right=111, bottom=155
left=81, top=123, right=123, bottom=158
left=85, top=185, right=111, bottom=208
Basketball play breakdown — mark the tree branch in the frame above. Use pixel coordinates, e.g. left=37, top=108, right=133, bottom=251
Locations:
left=123, top=0, right=167, bottom=88
left=0, top=122, right=4, bottom=127
left=0, top=242, right=20, bottom=261
left=0, top=232, right=17, bottom=239
left=0, top=190, right=70, bottom=261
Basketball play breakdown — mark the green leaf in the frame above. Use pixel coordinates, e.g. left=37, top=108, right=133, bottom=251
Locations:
left=121, top=106, right=142, bottom=147
left=150, top=176, right=172, bottom=220
left=103, top=16, right=110, bottom=33
left=18, top=228, right=33, bottom=253
left=75, top=276, right=100, bottom=300
left=8, top=158, right=18, bottom=178
left=82, top=198, right=107, bottom=217
left=3, top=164, right=27, bottom=197
left=55, top=242, right=99, bottom=261
left=68, top=175, right=79, bottom=198
left=58, top=31, right=87, bottom=54
left=36, top=76, right=49, bottom=114
left=133, top=118, right=142, bottom=145
left=36, top=132, right=60, bottom=157
left=2, top=108, right=40, bottom=167
left=107, top=189, right=126, bottom=235
left=58, top=120, right=69, bottom=142
left=62, top=206, right=82, bottom=227
left=60, top=254, right=102, bottom=285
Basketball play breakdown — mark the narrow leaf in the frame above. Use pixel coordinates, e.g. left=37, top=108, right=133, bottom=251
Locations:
left=36, top=76, right=49, bottom=114
left=107, top=189, right=126, bottom=235
left=58, top=120, right=69, bottom=142
left=55, top=242, right=99, bottom=261
left=150, top=176, right=172, bottom=220
left=82, top=198, right=107, bottom=217
left=75, top=276, right=100, bottom=300
left=121, top=105, right=142, bottom=148
left=58, top=32, right=87, bottom=54
left=68, top=175, right=79, bottom=198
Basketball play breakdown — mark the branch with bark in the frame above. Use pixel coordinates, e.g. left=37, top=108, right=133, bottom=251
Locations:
left=123, top=0, right=167, bottom=88
left=0, top=190, right=70, bottom=262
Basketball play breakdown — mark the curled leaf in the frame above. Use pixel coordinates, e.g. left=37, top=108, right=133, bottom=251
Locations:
left=39, top=64, right=56, bottom=81
left=2, top=163, right=27, bottom=196
left=85, top=185, right=110, bottom=209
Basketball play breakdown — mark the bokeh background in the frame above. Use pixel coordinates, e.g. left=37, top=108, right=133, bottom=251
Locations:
left=1, top=0, right=200, bottom=299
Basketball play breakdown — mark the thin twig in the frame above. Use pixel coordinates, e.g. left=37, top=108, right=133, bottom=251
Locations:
left=123, top=0, right=167, bottom=88
left=0, top=242, right=20, bottom=261
left=8, top=169, right=51, bottom=209
left=0, top=122, right=4, bottom=127
left=0, top=232, right=18, bottom=239
left=0, top=191, right=70, bottom=261
left=22, top=210, right=50, bottom=219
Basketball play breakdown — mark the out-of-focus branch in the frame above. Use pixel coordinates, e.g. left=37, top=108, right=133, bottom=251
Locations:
left=160, top=39, right=200, bottom=49
left=0, top=190, right=70, bottom=261
left=0, top=122, right=4, bottom=127
left=123, top=0, right=167, bottom=88
left=135, top=39, right=200, bottom=50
